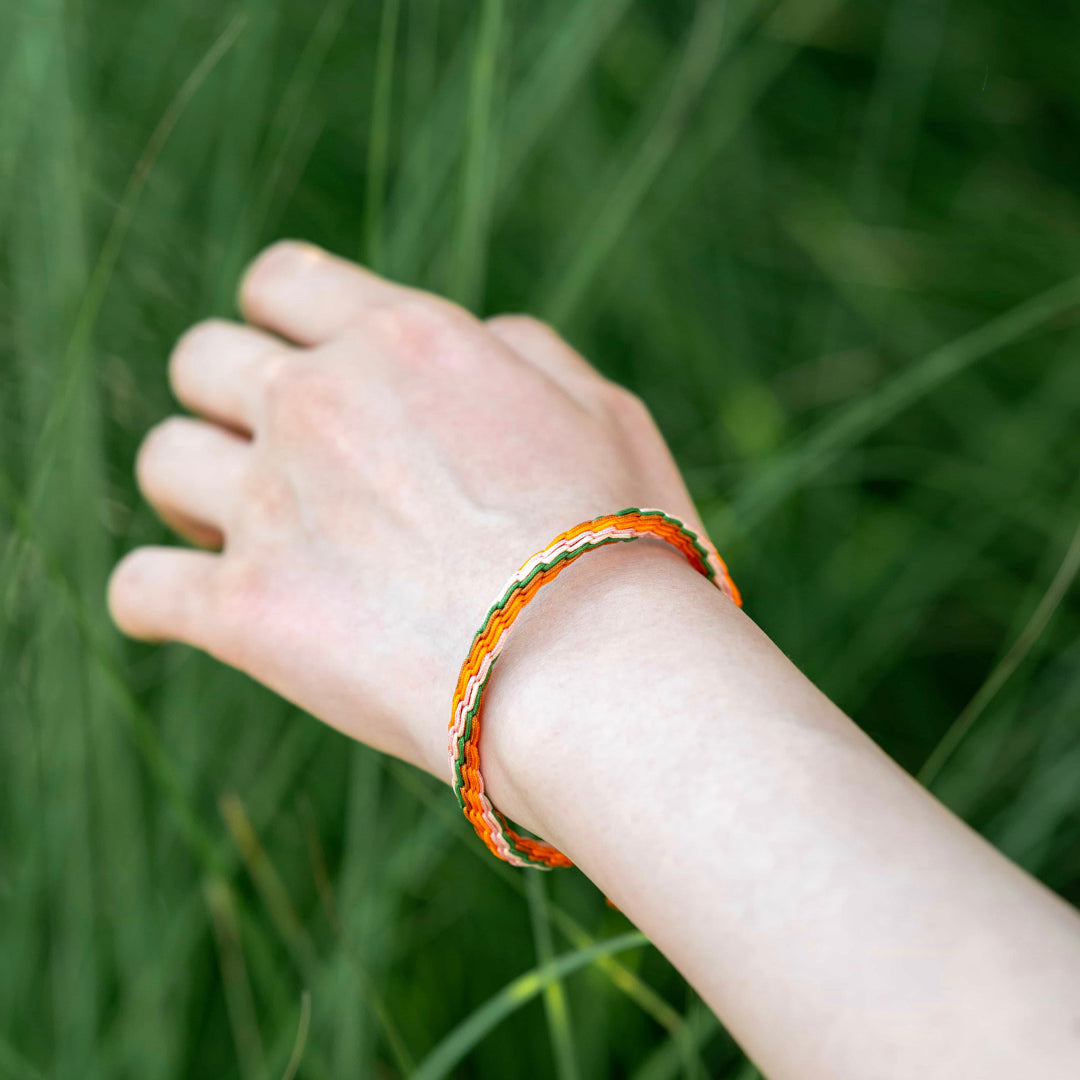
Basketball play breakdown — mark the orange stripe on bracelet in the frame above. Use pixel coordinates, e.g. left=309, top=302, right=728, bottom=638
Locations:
left=449, top=508, right=741, bottom=869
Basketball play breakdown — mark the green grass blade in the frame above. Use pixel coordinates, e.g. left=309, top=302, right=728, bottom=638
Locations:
left=280, top=990, right=312, bottom=1080
left=603, top=0, right=846, bottom=311
left=629, top=998, right=719, bottom=1080
left=387, top=0, right=633, bottom=285
left=0, top=6, right=57, bottom=241
left=219, top=790, right=415, bottom=1075
left=11, top=12, right=247, bottom=544
left=495, top=0, right=635, bottom=204
left=919, top=509, right=1080, bottom=786
left=449, top=0, right=504, bottom=307
left=366, top=0, right=402, bottom=271
left=250, top=0, right=354, bottom=241
left=526, top=872, right=581, bottom=1080
left=724, top=271, right=1080, bottom=535
left=412, top=932, right=648, bottom=1080
left=203, top=1, right=282, bottom=311
left=205, top=878, right=267, bottom=1080
left=540, top=0, right=730, bottom=325
left=848, top=0, right=951, bottom=225
left=9, top=9, right=101, bottom=1071
left=0, top=464, right=225, bottom=868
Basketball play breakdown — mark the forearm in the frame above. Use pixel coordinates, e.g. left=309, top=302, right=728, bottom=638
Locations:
left=471, top=539, right=1080, bottom=1079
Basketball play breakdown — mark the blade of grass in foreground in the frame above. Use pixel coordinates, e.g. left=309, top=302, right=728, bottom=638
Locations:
left=248, top=0, right=353, bottom=242
left=10, top=6, right=106, bottom=1069
left=526, top=872, right=581, bottom=1080
left=220, top=791, right=416, bottom=1076
left=365, top=0, right=402, bottom=270
left=815, top=360, right=1080, bottom=711
left=332, top=748, right=395, bottom=1075
left=919, top=509, right=1080, bottom=787
left=280, top=990, right=312, bottom=1080
left=540, top=0, right=849, bottom=327
left=808, top=0, right=951, bottom=363
left=494, top=0, right=636, bottom=206
left=204, top=1, right=282, bottom=312
left=0, top=464, right=223, bottom=866
left=719, top=270, right=1080, bottom=537
left=0, top=5, right=58, bottom=241
left=0, top=34, right=251, bottom=1058
left=388, top=0, right=634, bottom=284
left=540, top=0, right=730, bottom=325
left=7, top=12, right=246, bottom=563
left=599, top=0, right=844, bottom=334
left=204, top=878, right=266, bottom=1080
left=847, top=0, right=951, bottom=228
left=629, top=999, right=719, bottom=1080
left=412, top=932, right=648, bottom=1080
left=449, top=0, right=504, bottom=308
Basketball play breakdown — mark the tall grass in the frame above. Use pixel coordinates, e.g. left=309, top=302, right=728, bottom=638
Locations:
left=2, top=1, right=1079, bottom=1077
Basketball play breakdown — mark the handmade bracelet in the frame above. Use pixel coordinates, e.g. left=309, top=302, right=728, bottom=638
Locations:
left=448, top=507, right=741, bottom=869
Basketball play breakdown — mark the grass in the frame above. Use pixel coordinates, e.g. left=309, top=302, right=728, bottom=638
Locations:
left=2, top=0, right=1080, bottom=1076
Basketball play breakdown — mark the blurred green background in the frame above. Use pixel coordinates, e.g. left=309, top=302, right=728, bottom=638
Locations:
left=3, top=0, right=1080, bottom=1076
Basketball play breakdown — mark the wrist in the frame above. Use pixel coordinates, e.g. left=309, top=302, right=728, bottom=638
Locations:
left=471, top=535, right=733, bottom=851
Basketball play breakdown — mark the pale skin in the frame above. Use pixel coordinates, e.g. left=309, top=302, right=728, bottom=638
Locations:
left=108, top=240, right=1080, bottom=1079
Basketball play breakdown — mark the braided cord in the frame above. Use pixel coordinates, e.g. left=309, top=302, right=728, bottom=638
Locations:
left=449, top=507, right=741, bottom=869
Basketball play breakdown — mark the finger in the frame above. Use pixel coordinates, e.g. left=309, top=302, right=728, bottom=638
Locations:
left=136, top=416, right=249, bottom=534
left=486, top=314, right=601, bottom=394
left=107, top=545, right=220, bottom=645
left=238, top=240, right=408, bottom=345
left=169, top=318, right=292, bottom=433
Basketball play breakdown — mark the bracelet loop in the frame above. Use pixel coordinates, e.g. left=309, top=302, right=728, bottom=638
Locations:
left=448, top=507, right=741, bottom=869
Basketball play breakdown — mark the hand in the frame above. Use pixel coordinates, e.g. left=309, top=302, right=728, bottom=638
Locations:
left=108, top=240, right=712, bottom=781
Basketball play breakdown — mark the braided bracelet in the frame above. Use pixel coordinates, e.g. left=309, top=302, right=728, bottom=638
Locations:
left=448, top=507, right=741, bottom=869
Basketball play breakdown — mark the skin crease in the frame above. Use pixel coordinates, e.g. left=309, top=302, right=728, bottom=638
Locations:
left=109, top=241, right=1080, bottom=1079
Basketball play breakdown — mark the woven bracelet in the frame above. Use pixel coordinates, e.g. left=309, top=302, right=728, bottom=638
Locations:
left=448, top=507, right=741, bottom=869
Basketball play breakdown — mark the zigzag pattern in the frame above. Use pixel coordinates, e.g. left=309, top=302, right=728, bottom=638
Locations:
left=448, top=508, right=741, bottom=869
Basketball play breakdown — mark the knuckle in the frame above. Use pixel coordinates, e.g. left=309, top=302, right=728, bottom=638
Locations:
left=488, top=312, right=553, bottom=341
left=258, top=351, right=296, bottom=399
left=486, top=313, right=601, bottom=386
left=211, top=557, right=271, bottom=639
left=366, top=296, right=469, bottom=361
left=240, top=466, right=296, bottom=524
left=603, top=383, right=653, bottom=425
left=260, top=358, right=343, bottom=437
